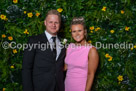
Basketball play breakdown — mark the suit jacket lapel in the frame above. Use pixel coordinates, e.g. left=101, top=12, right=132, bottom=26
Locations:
left=40, top=33, right=52, bottom=53
left=56, top=37, right=62, bottom=61
left=41, top=33, right=65, bottom=61
left=56, top=38, right=66, bottom=61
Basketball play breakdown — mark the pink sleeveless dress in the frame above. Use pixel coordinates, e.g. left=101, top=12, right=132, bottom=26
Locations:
left=65, top=43, right=93, bottom=91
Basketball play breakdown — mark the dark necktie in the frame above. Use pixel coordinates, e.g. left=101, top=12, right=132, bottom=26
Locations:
left=52, top=37, right=56, bottom=60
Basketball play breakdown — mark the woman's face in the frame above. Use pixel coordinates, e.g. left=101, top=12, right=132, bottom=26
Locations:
left=71, top=24, right=86, bottom=43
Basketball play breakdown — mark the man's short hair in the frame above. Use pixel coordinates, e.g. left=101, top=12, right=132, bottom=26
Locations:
left=45, top=9, right=61, bottom=22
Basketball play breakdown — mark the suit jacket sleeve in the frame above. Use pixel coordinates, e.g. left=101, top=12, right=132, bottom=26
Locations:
left=22, top=36, right=36, bottom=91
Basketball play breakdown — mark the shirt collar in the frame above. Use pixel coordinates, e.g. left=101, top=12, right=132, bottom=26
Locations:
left=45, top=30, right=57, bottom=41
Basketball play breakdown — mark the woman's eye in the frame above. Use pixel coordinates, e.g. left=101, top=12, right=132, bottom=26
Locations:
left=72, top=31, right=76, bottom=33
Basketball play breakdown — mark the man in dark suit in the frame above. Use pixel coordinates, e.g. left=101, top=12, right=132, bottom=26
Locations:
left=22, top=9, right=66, bottom=91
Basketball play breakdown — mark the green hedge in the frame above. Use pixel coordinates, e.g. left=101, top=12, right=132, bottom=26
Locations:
left=0, top=0, right=136, bottom=91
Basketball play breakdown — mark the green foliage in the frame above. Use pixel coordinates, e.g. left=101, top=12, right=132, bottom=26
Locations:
left=0, top=0, right=136, bottom=90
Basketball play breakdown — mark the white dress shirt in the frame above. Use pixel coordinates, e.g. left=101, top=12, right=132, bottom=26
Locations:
left=45, top=30, right=61, bottom=60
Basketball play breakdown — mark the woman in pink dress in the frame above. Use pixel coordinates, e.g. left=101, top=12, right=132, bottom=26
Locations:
left=64, top=17, right=99, bottom=91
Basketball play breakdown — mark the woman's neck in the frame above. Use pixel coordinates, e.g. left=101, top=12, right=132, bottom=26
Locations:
left=75, top=40, right=88, bottom=46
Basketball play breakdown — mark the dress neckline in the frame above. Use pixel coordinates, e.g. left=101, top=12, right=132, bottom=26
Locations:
left=71, top=43, right=92, bottom=47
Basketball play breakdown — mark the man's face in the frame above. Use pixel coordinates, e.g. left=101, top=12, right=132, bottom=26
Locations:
left=44, top=15, right=60, bottom=36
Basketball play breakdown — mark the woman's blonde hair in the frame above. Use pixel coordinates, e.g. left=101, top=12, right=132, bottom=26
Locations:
left=70, top=17, right=87, bottom=39
left=70, top=17, right=86, bottom=30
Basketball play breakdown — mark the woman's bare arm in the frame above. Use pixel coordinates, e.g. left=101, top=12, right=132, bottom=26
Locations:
left=85, top=47, right=99, bottom=91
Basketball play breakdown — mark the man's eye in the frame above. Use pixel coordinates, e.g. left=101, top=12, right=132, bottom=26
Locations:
left=78, top=30, right=82, bottom=32
left=55, top=22, right=59, bottom=24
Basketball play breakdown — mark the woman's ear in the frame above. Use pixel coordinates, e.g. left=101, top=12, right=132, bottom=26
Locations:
left=84, top=29, right=87, bottom=39
left=85, top=29, right=87, bottom=35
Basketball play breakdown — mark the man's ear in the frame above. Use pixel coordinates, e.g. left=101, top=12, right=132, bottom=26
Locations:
left=44, top=20, right=46, bottom=26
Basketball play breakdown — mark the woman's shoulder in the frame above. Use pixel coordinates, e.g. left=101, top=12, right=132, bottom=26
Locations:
left=84, top=43, right=95, bottom=48
left=88, top=44, right=98, bottom=56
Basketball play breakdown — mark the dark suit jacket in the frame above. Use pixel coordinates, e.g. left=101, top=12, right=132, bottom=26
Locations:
left=22, top=33, right=66, bottom=91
